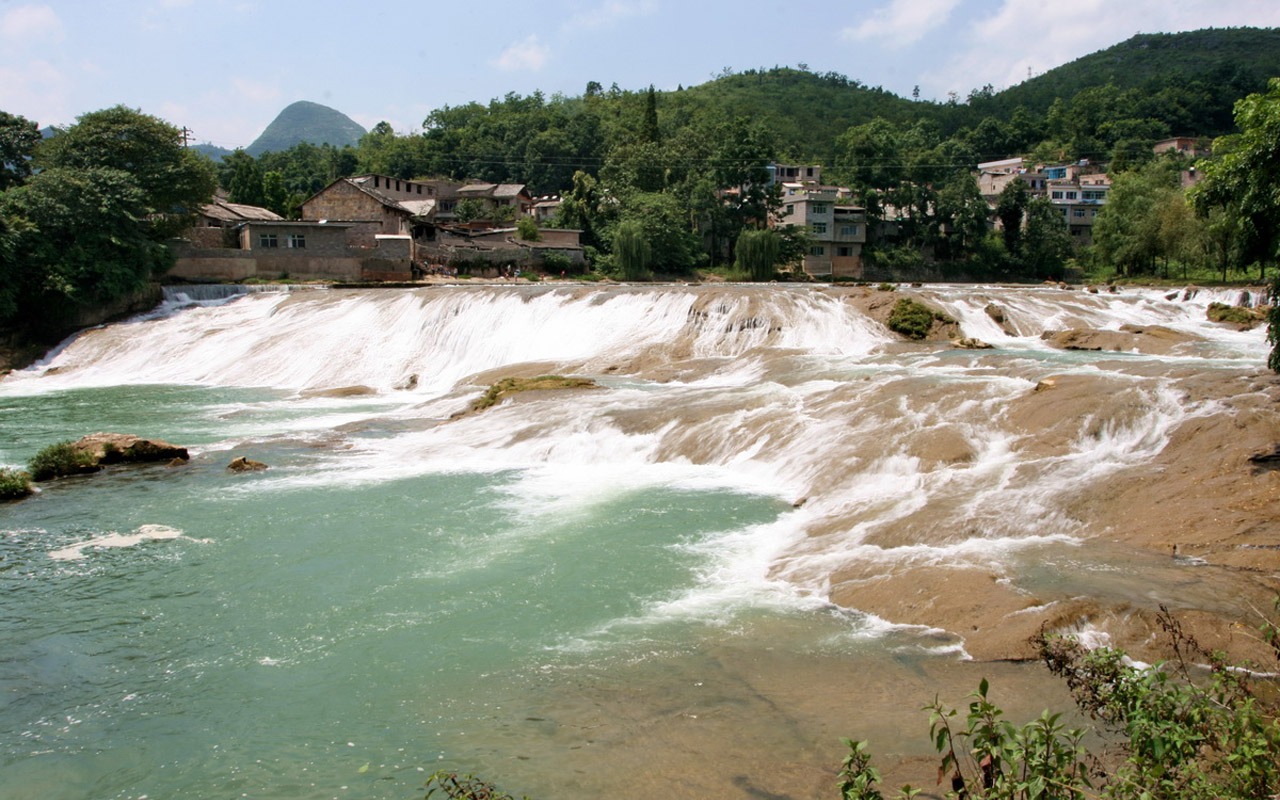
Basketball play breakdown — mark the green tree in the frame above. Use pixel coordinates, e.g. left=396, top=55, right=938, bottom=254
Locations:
left=735, top=228, right=781, bottom=280
left=0, top=110, right=41, bottom=190
left=1093, top=160, right=1182, bottom=276
left=2, top=166, right=172, bottom=332
left=261, top=170, right=291, bottom=218
left=1021, top=197, right=1073, bottom=279
left=995, top=179, right=1031, bottom=255
left=611, top=220, right=651, bottom=281
left=613, top=192, right=701, bottom=275
left=223, top=149, right=265, bottom=206
left=36, top=105, right=216, bottom=238
left=1190, top=77, right=1280, bottom=278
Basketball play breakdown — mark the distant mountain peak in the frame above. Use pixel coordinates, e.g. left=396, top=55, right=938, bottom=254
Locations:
left=245, top=101, right=366, bottom=156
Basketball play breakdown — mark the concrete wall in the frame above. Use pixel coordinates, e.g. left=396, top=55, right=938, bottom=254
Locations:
left=169, top=238, right=412, bottom=283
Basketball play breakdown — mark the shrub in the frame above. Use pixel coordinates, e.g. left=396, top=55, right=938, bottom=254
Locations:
left=28, top=440, right=97, bottom=481
left=842, top=604, right=1280, bottom=800
left=516, top=217, right=540, bottom=242
left=887, top=297, right=951, bottom=340
left=541, top=251, right=573, bottom=274
left=0, top=467, right=33, bottom=500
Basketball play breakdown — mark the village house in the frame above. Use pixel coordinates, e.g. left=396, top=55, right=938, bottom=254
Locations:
left=974, top=157, right=1110, bottom=248
left=772, top=178, right=867, bottom=279
left=171, top=175, right=580, bottom=282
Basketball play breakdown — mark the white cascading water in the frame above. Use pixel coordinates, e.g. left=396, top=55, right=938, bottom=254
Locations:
left=5, top=282, right=1263, bottom=636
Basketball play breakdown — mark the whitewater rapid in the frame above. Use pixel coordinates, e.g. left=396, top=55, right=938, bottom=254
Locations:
left=3, top=283, right=1268, bottom=634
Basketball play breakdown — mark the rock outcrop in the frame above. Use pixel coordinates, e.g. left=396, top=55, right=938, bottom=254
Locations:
left=1040, top=324, right=1199, bottom=354
left=73, top=432, right=189, bottom=467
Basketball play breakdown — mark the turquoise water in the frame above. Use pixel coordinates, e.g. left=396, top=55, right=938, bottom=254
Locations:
left=0, top=385, right=803, bottom=800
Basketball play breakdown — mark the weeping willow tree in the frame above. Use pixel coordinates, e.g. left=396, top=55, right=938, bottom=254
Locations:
left=612, top=220, right=652, bottom=281
left=735, top=228, right=781, bottom=281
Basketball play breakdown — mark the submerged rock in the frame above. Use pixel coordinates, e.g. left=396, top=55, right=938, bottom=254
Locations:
left=227, top=456, right=268, bottom=472
left=465, top=375, right=600, bottom=415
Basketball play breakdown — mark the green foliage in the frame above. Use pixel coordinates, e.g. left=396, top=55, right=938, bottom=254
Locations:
left=611, top=219, right=651, bottom=280
left=0, top=111, right=40, bottom=191
left=28, top=440, right=96, bottom=481
left=735, top=228, right=781, bottom=281
left=516, top=216, right=540, bottom=241
left=2, top=166, right=173, bottom=332
left=887, top=297, right=949, bottom=339
left=1039, top=608, right=1280, bottom=799
left=0, top=467, right=33, bottom=500
left=540, top=250, right=572, bottom=274
left=36, top=105, right=217, bottom=238
left=1191, top=77, right=1280, bottom=278
left=846, top=604, right=1280, bottom=800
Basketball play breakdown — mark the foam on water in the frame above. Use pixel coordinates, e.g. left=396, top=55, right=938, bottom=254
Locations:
left=48, top=524, right=194, bottom=561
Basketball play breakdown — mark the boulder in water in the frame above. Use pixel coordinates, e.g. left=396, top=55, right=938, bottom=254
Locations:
left=76, top=433, right=188, bottom=466
left=227, top=456, right=268, bottom=472
left=952, top=337, right=993, bottom=350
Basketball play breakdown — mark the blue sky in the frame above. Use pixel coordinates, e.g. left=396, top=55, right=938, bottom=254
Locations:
left=2, top=0, right=1279, bottom=151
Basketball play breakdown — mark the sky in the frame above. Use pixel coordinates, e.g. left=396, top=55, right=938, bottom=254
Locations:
left=2, top=0, right=1279, bottom=151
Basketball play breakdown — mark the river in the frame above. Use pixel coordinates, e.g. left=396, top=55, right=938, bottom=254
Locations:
left=1, top=283, right=1275, bottom=799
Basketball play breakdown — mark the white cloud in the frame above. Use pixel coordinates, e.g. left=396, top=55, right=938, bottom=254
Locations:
left=919, top=0, right=1280, bottom=100
left=0, top=3, right=64, bottom=43
left=494, top=34, right=550, bottom=72
left=843, top=0, right=963, bottom=47
left=564, top=0, right=656, bottom=31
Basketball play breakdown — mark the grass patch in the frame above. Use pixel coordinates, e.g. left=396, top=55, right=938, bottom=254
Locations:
left=470, top=375, right=599, bottom=412
left=0, top=467, right=33, bottom=500
left=886, top=297, right=953, bottom=340
left=28, top=440, right=98, bottom=481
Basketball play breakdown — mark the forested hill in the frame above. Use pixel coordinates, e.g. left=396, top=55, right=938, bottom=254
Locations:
left=959, top=27, right=1280, bottom=135
left=673, top=68, right=920, bottom=164
left=674, top=27, right=1280, bottom=161
left=246, top=100, right=366, bottom=157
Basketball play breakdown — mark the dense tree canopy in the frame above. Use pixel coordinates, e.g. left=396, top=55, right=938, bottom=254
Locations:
left=0, top=106, right=216, bottom=334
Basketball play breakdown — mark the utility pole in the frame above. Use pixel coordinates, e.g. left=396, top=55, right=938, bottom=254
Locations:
left=180, top=126, right=192, bottom=147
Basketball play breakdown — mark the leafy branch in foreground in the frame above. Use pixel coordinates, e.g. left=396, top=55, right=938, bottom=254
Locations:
left=843, top=604, right=1280, bottom=799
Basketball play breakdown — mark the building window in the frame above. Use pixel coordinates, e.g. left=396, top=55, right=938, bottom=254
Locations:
left=1083, top=190, right=1106, bottom=201
left=417, top=185, right=422, bottom=195
left=809, top=246, right=825, bottom=256
left=840, top=225, right=859, bottom=236
left=806, top=167, right=814, bottom=177
left=785, top=204, right=794, bottom=216
left=288, top=233, right=306, bottom=248
left=258, top=233, right=278, bottom=248
left=811, top=203, right=829, bottom=214
left=812, top=222, right=827, bottom=234
left=1051, top=190, right=1064, bottom=199
left=1073, top=208, right=1085, bottom=218
left=837, top=246, right=853, bottom=257
left=1066, top=191, right=1078, bottom=200
left=374, top=177, right=380, bottom=188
